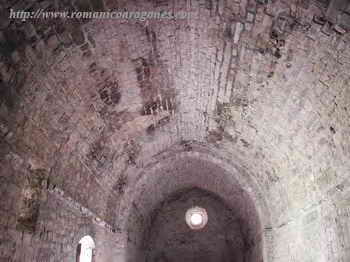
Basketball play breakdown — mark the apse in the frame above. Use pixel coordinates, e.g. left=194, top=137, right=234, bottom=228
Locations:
left=123, top=153, right=266, bottom=262
left=1, top=0, right=349, bottom=261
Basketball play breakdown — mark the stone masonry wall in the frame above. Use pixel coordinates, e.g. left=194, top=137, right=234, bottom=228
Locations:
left=0, top=0, right=349, bottom=261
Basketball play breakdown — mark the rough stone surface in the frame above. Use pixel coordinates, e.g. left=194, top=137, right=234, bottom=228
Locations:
left=0, top=0, right=350, bottom=261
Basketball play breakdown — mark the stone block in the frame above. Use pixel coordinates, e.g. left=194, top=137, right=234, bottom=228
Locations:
left=234, top=22, right=244, bottom=44
left=89, top=0, right=105, bottom=11
left=71, top=28, right=85, bottom=46
left=46, top=34, right=60, bottom=51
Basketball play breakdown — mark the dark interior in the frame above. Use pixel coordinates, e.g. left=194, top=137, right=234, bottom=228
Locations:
left=126, top=173, right=263, bottom=262
left=144, top=187, right=248, bottom=262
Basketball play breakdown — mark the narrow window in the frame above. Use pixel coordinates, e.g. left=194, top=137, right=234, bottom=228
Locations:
left=76, top=235, right=95, bottom=262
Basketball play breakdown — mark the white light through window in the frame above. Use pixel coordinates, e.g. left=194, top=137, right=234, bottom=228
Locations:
left=185, top=206, right=208, bottom=230
left=78, top=235, right=95, bottom=262
left=190, top=213, right=203, bottom=226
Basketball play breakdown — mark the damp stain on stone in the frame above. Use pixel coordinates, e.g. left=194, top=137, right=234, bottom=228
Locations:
left=133, top=49, right=176, bottom=119
left=98, top=79, right=121, bottom=106
left=0, top=71, right=26, bottom=111
left=17, top=169, right=47, bottom=233
left=273, top=48, right=282, bottom=59
left=134, top=57, right=152, bottom=84
left=146, top=123, right=156, bottom=135
left=240, top=138, right=250, bottom=148
left=180, top=140, right=193, bottom=152
left=114, top=175, right=127, bottom=195
left=206, top=127, right=224, bottom=144
left=125, top=140, right=141, bottom=166
left=86, top=136, right=111, bottom=170
left=146, top=115, right=171, bottom=135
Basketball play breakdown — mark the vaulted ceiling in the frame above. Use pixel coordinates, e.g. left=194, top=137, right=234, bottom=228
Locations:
left=0, top=0, right=350, bottom=261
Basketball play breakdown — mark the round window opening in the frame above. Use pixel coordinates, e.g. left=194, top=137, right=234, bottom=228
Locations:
left=185, top=207, right=208, bottom=230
